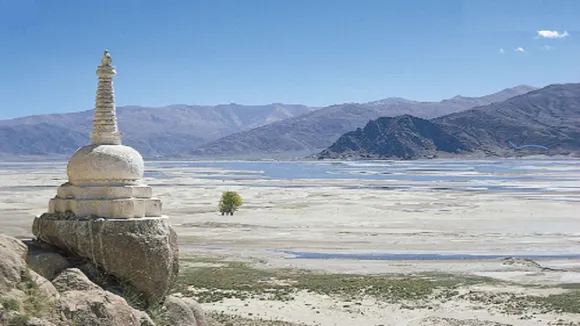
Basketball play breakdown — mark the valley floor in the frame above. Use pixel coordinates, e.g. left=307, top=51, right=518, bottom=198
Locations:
left=1, top=161, right=579, bottom=325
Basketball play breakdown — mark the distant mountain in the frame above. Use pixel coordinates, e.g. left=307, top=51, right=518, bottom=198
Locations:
left=317, top=84, right=580, bottom=160
left=192, top=85, right=536, bottom=158
left=0, top=123, right=88, bottom=156
left=0, top=104, right=317, bottom=157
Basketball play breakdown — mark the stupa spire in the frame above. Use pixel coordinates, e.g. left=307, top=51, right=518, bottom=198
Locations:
left=91, top=49, right=122, bottom=145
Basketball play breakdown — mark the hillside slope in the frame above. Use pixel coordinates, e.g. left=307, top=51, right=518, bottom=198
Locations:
left=0, top=104, right=316, bottom=157
left=192, top=86, right=536, bottom=158
left=318, top=83, right=580, bottom=160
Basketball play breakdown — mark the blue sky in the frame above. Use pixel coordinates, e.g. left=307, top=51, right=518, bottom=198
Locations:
left=0, top=0, right=579, bottom=119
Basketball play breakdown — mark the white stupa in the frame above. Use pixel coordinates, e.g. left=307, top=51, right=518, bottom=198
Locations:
left=49, top=50, right=162, bottom=219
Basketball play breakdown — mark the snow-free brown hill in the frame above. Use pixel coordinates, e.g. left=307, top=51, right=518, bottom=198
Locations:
left=0, top=103, right=316, bottom=157
left=433, top=83, right=580, bottom=155
left=317, top=83, right=580, bottom=160
left=192, top=85, right=536, bottom=158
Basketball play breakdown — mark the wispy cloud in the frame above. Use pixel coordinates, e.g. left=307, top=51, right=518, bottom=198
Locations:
left=514, top=47, right=526, bottom=53
left=537, top=30, right=569, bottom=39
left=498, top=48, right=505, bottom=54
left=543, top=45, right=555, bottom=51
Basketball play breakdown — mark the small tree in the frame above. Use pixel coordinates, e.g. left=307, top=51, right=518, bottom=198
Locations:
left=218, top=191, right=242, bottom=216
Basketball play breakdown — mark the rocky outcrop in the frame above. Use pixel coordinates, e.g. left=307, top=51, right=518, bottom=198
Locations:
left=0, top=235, right=211, bottom=326
left=0, top=234, right=29, bottom=290
left=164, top=295, right=209, bottom=326
left=32, top=215, right=179, bottom=305
left=318, top=115, right=468, bottom=160
left=55, top=268, right=155, bottom=326
left=318, top=83, right=580, bottom=160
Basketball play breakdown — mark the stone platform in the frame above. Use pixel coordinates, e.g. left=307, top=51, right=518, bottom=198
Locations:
left=49, top=183, right=162, bottom=219
left=32, top=214, right=179, bottom=304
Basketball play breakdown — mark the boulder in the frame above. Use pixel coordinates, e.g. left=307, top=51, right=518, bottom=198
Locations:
left=0, top=235, right=58, bottom=325
left=52, top=268, right=101, bottom=292
left=58, top=289, right=146, bottom=326
left=132, top=309, right=157, bottom=326
left=32, top=215, right=179, bottom=304
left=0, top=234, right=29, bottom=289
left=54, top=268, right=155, bottom=326
left=164, top=295, right=210, bottom=326
left=23, top=317, right=57, bottom=326
left=28, top=270, right=59, bottom=299
left=25, top=240, right=71, bottom=281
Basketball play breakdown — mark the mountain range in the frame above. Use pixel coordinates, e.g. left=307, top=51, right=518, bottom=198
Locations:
left=0, top=104, right=316, bottom=158
left=317, top=83, right=580, bottom=160
left=190, top=85, right=536, bottom=158
left=0, top=85, right=539, bottom=159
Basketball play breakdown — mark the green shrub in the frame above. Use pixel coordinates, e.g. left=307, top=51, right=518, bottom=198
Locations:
left=1, top=298, right=20, bottom=311
left=218, top=191, right=243, bottom=216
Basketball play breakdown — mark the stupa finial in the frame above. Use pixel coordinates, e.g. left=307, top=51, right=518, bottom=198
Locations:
left=91, top=49, right=122, bottom=145
left=101, top=49, right=112, bottom=66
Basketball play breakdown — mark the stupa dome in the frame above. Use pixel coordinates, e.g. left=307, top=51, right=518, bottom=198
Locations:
left=67, top=144, right=144, bottom=186
left=63, top=50, right=144, bottom=187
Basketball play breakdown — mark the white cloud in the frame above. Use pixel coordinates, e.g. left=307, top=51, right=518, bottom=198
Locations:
left=537, top=30, right=569, bottom=39
left=514, top=47, right=526, bottom=53
left=498, top=48, right=505, bottom=54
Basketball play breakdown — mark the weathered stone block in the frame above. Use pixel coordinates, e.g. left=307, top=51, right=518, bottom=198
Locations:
left=49, top=197, right=162, bottom=219
left=32, top=215, right=179, bottom=304
left=56, top=184, right=153, bottom=200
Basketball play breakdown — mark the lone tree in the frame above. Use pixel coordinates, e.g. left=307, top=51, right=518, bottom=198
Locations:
left=219, top=191, right=243, bottom=216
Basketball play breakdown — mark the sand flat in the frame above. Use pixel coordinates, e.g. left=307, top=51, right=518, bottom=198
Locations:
left=1, top=160, right=579, bottom=325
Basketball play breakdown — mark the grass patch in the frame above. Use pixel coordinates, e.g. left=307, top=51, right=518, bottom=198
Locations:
left=6, top=314, right=30, bottom=326
left=4, top=270, right=56, bottom=325
left=1, top=298, right=20, bottom=311
left=175, top=257, right=580, bottom=316
left=175, top=259, right=492, bottom=304
left=458, top=289, right=580, bottom=315
left=512, top=291, right=580, bottom=314
left=147, top=303, right=171, bottom=326
left=558, top=283, right=580, bottom=290
left=208, top=311, right=305, bottom=326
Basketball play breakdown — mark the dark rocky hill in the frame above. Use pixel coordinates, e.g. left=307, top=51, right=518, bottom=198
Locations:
left=318, top=83, right=580, bottom=160
left=317, top=115, right=468, bottom=160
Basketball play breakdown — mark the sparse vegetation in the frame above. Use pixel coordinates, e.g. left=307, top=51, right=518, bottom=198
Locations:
left=175, top=257, right=580, bottom=317
left=2, top=270, right=56, bottom=325
left=218, top=191, right=243, bottom=216
left=6, top=314, right=30, bottom=326
left=147, top=303, right=171, bottom=326
left=1, top=298, right=20, bottom=312
left=209, top=311, right=306, bottom=326
left=176, top=258, right=488, bottom=304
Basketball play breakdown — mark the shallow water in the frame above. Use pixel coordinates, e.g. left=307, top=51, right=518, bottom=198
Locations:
left=1, top=159, right=579, bottom=197
left=275, top=250, right=580, bottom=261
left=150, top=159, right=580, bottom=182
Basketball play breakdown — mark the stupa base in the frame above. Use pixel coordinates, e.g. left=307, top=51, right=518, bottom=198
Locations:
left=49, top=183, right=162, bottom=219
